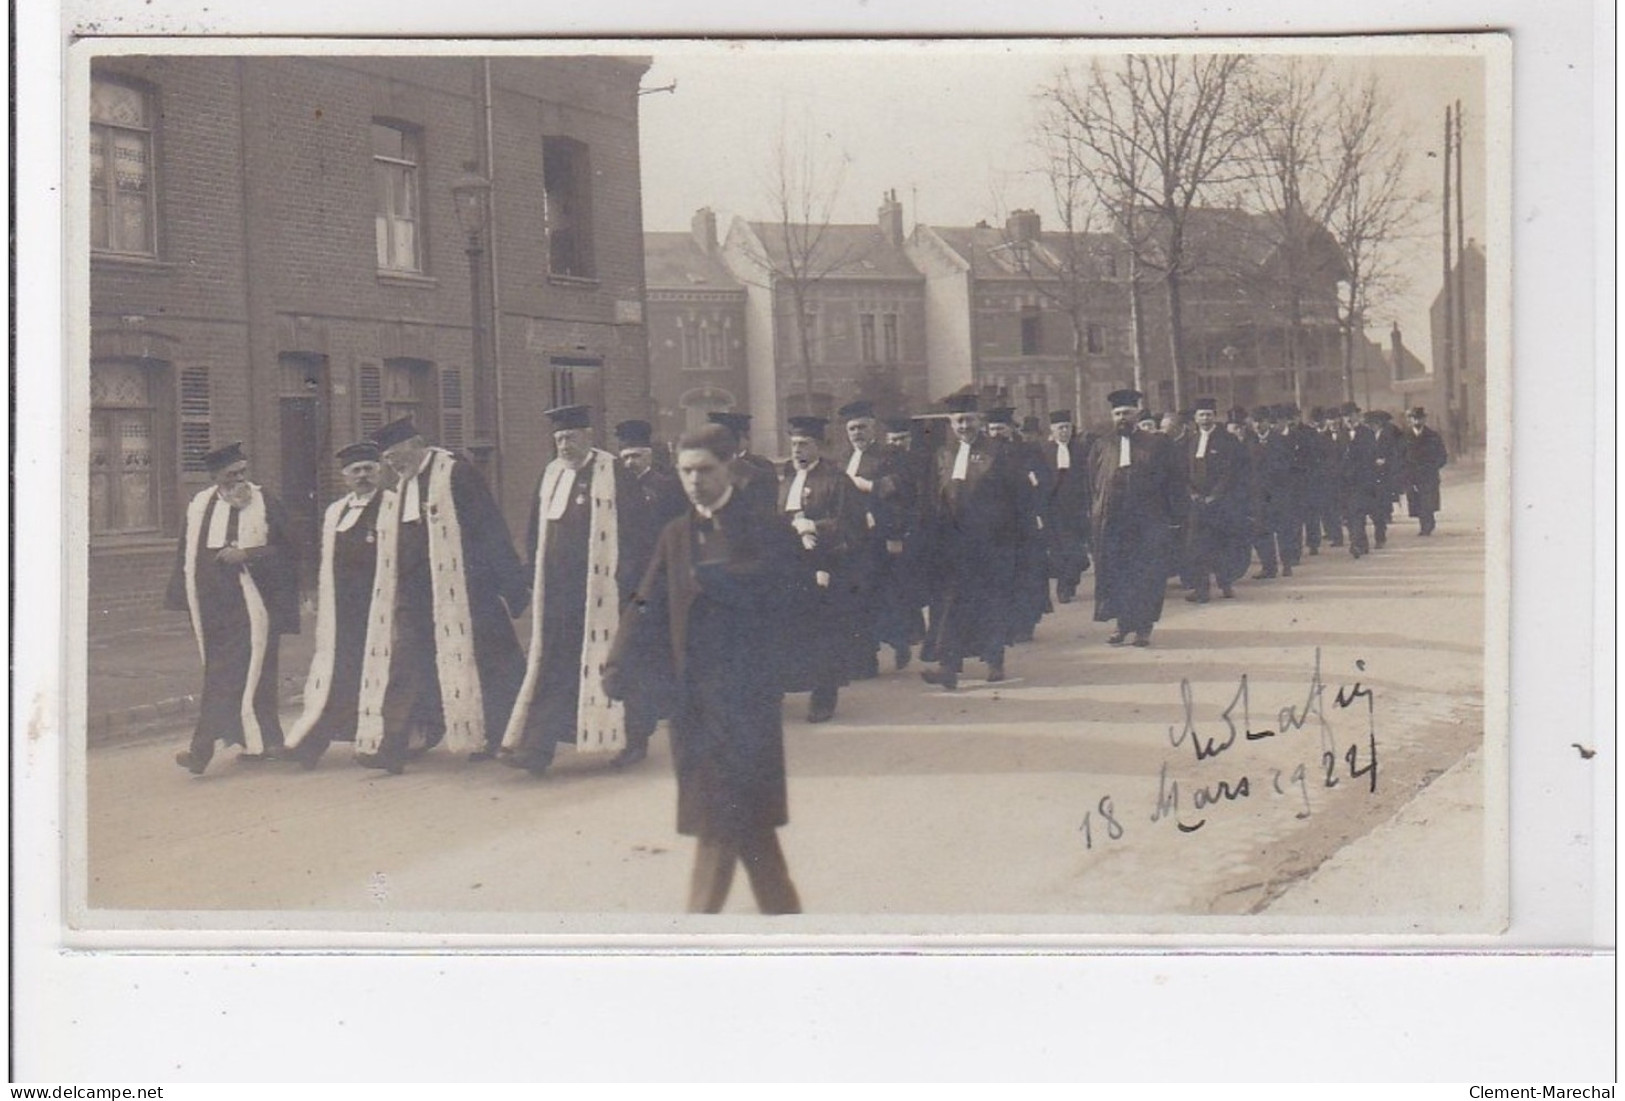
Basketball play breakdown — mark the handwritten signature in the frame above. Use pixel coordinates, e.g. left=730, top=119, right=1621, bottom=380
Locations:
left=1080, top=649, right=1378, bottom=847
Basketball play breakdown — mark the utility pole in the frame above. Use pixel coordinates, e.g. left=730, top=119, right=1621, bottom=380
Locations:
left=1440, top=106, right=1456, bottom=434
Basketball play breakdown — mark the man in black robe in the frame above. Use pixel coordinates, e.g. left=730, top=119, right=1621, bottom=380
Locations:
left=611, top=418, right=689, bottom=766
left=1084, top=390, right=1182, bottom=647
left=605, top=423, right=804, bottom=914
left=500, top=405, right=646, bottom=774
left=1179, top=398, right=1248, bottom=603
left=919, top=391, right=1029, bottom=688
left=1401, top=406, right=1450, bottom=535
left=1368, top=410, right=1405, bottom=549
left=1039, top=410, right=1092, bottom=605
left=988, top=406, right=1052, bottom=645
left=777, top=414, right=867, bottom=723
left=1246, top=405, right=1297, bottom=579
left=836, top=400, right=915, bottom=676
left=356, top=417, right=529, bottom=773
left=285, top=441, right=388, bottom=768
left=166, top=442, right=300, bottom=774
left=1334, top=402, right=1380, bottom=559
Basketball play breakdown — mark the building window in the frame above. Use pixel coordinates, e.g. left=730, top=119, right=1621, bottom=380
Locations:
left=882, top=314, right=900, bottom=363
left=543, top=136, right=594, bottom=279
left=859, top=314, right=877, bottom=363
left=90, top=77, right=157, bottom=257
left=1021, top=307, right=1042, bottom=357
left=373, top=122, right=424, bottom=273
left=1086, top=323, right=1106, bottom=356
left=699, top=322, right=723, bottom=370
left=89, top=361, right=163, bottom=534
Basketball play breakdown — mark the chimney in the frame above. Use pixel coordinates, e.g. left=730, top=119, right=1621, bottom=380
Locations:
left=691, top=207, right=719, bottom=256
left=1390, top=322, right=1405, bottom=378
left=1006, top=209, right=1042, bottom=244
left=878, top=189, right=904, bottom=246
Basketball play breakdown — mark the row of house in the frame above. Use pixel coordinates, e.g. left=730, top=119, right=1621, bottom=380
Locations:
left=646, top=197, right=1365, bottom=456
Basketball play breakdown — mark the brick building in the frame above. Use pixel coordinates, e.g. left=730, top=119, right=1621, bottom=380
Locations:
left=720, top=192, right=928, bottom=457
left=1429, top=239, right=1487, bottom=453
left=643, top=208, right=749, bottom=452
left=87, top=54, right=651, bottom=633
left=907, top=212, right=1138, bottom=425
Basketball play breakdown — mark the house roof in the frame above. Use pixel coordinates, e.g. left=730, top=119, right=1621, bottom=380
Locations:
left=927, top=224, right=1122, bottom=280
left=743, top=221, right=922, bottom=281
left=643, top=232, right=743, bottom=292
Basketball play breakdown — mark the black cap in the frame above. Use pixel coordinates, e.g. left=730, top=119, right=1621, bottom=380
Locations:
left=1310, top=406, right=1326, bottom=420
left=1228, top=407, right=1249, bottom=425
left=1251, top=405, right=1275, bottom=422
left=202, top=441, right=246, bottom=472
left=941, top=389, right=979, bottom=414
left=883, top=416, right=913, bottom=433
left=1193, top=397, right=1218, bottom=412
left=986, top=406, right=1016, bottom=426
left=372, top=416, right=422, bottom=451
left=1137, top=409, right=1159, bottom=424
left=544, top=404, right=592, bottom=431
left=1020, top=415, right=1042, bottom=435
left=836, top=400, right=876, bottom=422
left=1409, top=407, right=1428, bottom=419
left=614, top=419, right=653, bottom=447
left=1339, top=401, right=1361, bottom=416
left=1107, top=389, right=1143, bottom=410
left=1048, top=410, right=1074, bottom=424
left=335, top=440, right=381, bottom=467
left=708, top=411, right=752, bottom=437
left=787, top=415, right=828, bottom=442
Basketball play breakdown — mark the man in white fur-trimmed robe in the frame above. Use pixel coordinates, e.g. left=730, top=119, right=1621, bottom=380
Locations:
left=499, top=404, right=647, bottom=775
left=165, top=442, right=300, bottom=775
left=283, top=440, right=390, bottom=769
left=354, top=417, right=531, bottom=773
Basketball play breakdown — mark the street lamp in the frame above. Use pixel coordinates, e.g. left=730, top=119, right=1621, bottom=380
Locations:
left=450, top=164, right=495, bottom=476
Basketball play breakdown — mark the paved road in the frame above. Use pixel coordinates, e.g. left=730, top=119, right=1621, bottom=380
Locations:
left=82, top=475, right=1489, bottom=929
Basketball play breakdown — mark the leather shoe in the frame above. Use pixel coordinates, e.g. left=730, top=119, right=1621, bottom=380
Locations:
left=1282, top=563, right=1293, bottom=577
left=355, top=752, right=405, bottom=775
left=1252, top=569, right=1277, bottom=580
left=467, top=748, right=497, bottom=762
left=920, top=667, right=958, bottom=690
left=806, top=704, right=835, bottom=723
left=175, top=750, right=207, bottom=775
left=893, top=645, right=912, bottom=672
left=985, top=663, right=1006, bottom=683
left=1220, top=584, right=1235, bottom=598
left=1106, top=631, right=1128, bottom=645
left=1185, top=591, right=1209, bottom=604
left=1131, top=631, right=1152, bottom=648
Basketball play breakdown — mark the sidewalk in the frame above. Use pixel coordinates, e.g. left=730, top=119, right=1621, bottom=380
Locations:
left=86, top=611, right=317, bottom=744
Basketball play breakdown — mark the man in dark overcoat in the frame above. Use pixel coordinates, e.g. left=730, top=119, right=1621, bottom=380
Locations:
left=605, top=423, right=804, bottom=914
left=1245, top=405, right=1297, bottom=579
left=1314, top=408, right=1346, bottom=548
left=776, top=415, right=867, bottom=723
left=1334, top=402, right=1380, bottom=558
left=1084, top=390, right=1183, bottom=647
left=987, top=405, right=1052, bottom=645
left=1039, top=410, right=1092, bottom=605
left=1401, top=406, right=1449, bottom=535
left=1179, top=398, right=1248, bottom=603
left=166, top=442, right=301, bottom=774
left=1367, top=410, right=1405, bottom=549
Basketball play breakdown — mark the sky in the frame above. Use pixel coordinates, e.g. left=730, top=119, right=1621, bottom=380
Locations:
left=637, top=40, right=1494, bottom=369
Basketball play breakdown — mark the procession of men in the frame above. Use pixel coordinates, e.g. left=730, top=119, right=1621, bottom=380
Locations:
left=165, top=388, right=1447, bottom=911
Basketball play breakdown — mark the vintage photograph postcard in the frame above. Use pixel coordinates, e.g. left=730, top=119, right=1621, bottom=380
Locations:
left=61, top=34, right=1511, bottom=942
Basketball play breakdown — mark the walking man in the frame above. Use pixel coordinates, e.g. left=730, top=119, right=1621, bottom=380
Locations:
left=166, top=442, right=300, bottom=774
left=605, top=423, right=804, bottom=914
left=284, top=441, right=390, bottom=768
left=1401, top=406, right=1450, bottom=535
left=1180, top=398, right=1247, bottom=603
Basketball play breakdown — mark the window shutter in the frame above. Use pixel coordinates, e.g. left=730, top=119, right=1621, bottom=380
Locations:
left=357, top=359, right=383, bottom=436
left=440, top=365, right=464, bottom=450
left=179, top=367, right=211, bottom=473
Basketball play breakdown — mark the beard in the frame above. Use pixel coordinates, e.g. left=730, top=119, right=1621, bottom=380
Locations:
left=220, top=482, right=253, bottom=508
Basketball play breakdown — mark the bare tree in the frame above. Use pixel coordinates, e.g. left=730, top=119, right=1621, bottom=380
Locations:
left=1237, top=57, right=1351, bottom=410
left=733, top=114, right=874, bottom=417
left=1324, top=70, right=1427, bottom=402
left=1042, top=54, right=1258, bottom=410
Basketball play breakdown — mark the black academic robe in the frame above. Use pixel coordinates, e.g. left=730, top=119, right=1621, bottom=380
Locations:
left=606, top=493, right=806, bottom=838
left=296, top=490, right=384, bottom=744
left=776, top=459, right=868, bottom=689
left=925, top=433, right=1029, bottom=664
left=164, top=486, right=300, bottom=752
left=1181, top=427, right=1248, bottom=586
left=730, top=451, right=781, bottom=519
left=1039, top=436, right=1092, bottom=586
left=1085, top=429, right=1182, bottom=631
left=842, top=443, right=916, bottom=652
